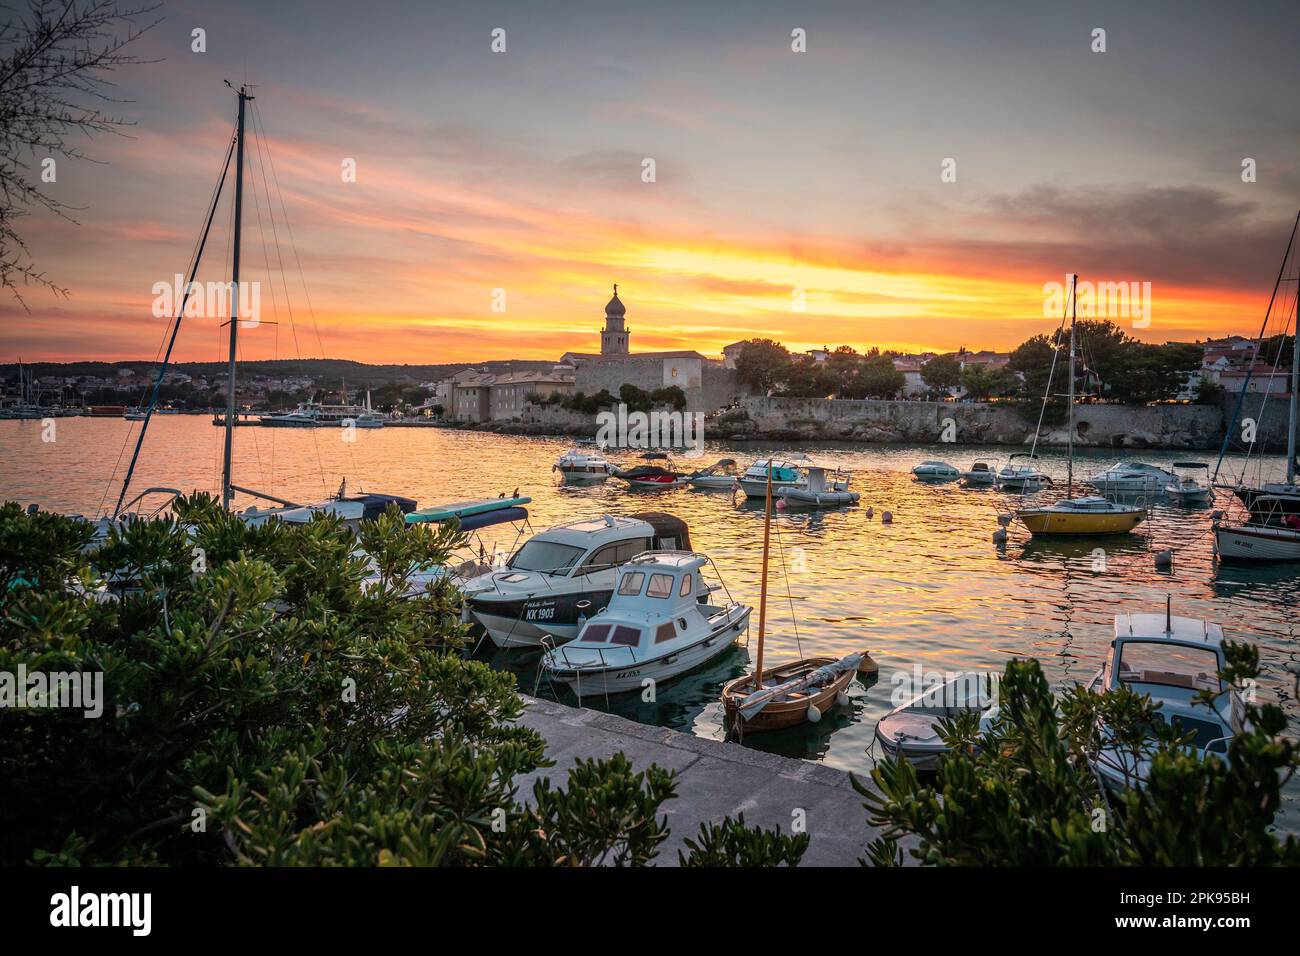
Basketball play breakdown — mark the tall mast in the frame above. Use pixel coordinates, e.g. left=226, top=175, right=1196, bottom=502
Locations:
left=1067, top=273, right=1076, bottom=497
left=221, top=85, right=252, bottom=509
left=1288, top=286, right=1299, bottom=486
left=754, top=460, right=773, bottom=688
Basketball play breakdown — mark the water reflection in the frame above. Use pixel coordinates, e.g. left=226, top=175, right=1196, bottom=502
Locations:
left=2, top=420, right=1296, bottom=826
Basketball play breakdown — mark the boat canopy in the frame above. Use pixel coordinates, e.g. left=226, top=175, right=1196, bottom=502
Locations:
left=630, top=511, right=692, bottom=551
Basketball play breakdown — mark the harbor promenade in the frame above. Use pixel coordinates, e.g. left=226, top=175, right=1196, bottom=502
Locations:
left=515, top=695, right=908, bottom=866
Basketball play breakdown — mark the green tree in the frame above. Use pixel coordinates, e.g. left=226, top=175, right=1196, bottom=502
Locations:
left=958, top=364, right=1013, bottom=402
left=775, top=356, right=836, bottom=398
left=856, top=654, right=1299, bottom=866
left=846, top=353, right=905, bottom=399
left=734, top=338, right=792, bottom=394
left=1008, top=334, right=1057, bottom=397
left=824, top=345, right=863, bottom=397
left=1105, top=342, right=1202, bottom=404
left=0, top=500, right=806, bottom=867
left=920, top=354, right=961, bottom=397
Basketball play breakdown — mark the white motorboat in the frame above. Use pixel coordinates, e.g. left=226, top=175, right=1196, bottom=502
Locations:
left=996, top=453, right=1050, bottom=491
left=1214, top=498, right=1300, bottom=561
left=911, top=460, right=960, bottom=481
left=687, top=458, right=741, bottom=490
left=238, top=486, right=416, bottom=530
left=874, top=672, right=999, bottom=771
left=777, top=465, right=859, bottom=507
left=609, top=452, right=689, bottom=489
left=1084, top=461, right=1177, bottom=495
left=961, top=460, right=998, bottom=486
left=541, top=551, right=751, bottom=695
left=554, top=447, right=614, bottom=483
left=735, top=457, right=808, bottom=498
left=1164, top=461, right=1212, bottom=505
left=463, top=511, right=694, bottom=647
left=1084, top=607, right=1247, bottom=791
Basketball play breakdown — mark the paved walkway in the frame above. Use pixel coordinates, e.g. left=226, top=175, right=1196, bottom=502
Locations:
left=514, top=695, right=906, bottom=866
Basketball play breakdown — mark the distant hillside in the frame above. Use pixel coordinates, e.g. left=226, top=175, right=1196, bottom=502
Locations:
left=0, top=358, right=561, bottom=382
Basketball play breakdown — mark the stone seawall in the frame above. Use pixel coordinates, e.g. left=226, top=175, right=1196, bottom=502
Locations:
left=439, top=394, right=1286, bottom=452
left=714, top=397, right=1228, bottom=449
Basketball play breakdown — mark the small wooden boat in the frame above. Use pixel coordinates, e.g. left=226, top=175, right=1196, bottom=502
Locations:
left=719, top=459, right=875, bottom=735
left=722, top=655, right=862, bottom=733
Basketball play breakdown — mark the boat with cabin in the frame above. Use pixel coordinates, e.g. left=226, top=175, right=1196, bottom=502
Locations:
left=735, top=457, right=809, bottom=499
left=1084, top=606, right=1248, bottom=791
left=1084, top=461, right=1178, bottom=495
left=463, top=511, right=694, bottom=647
left=540, top=551, right=751, bottom=695
left=553, top=447, right=615, bottom=483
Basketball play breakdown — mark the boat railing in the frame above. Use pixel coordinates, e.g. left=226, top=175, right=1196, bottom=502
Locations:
left=551, top=642, right=639, bottom=671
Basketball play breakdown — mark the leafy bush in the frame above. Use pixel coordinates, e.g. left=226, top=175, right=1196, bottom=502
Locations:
left=856, top=655, right=1299, bottom=866
left=0, top=499, right=777, bottom=867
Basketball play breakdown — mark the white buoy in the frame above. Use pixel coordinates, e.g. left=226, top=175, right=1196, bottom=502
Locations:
left=881, top=510, right=893, bottom=524
left=806, top=703, right=822, bottom=723
left=835, top=691, right=850, bottom=708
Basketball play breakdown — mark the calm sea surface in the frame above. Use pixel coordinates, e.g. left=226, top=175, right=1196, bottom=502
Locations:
left=3, top=416, right=1297, bottom=828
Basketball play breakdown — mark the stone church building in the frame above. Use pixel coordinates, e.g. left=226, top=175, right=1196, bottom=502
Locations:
left=560, top=286, right=741, bottom=410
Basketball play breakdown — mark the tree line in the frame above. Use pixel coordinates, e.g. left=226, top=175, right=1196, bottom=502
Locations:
left=733, top=320, right=1211, bottom=405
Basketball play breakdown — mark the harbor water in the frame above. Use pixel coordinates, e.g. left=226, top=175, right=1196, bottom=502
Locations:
left=3, top=416, right=1297, bottom=829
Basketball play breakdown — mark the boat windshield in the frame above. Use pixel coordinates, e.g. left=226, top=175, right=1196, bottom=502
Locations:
left=507, top=540, right=585, bottom=576
left=1115, top=641, right=1223, bottom=692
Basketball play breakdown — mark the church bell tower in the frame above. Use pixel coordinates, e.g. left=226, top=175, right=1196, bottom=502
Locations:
left=600, top=284, right=629, bottom=355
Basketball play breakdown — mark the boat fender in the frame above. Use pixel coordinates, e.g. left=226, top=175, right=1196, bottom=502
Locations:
left=835, top=691, right=850, bottom=708
left=459, top=603, right=471, bottom=624
left=865, top=507, right=874, bottom=518
left=776, top=498, right=787, bottom=511
left=858, top=651, right=879, bottom=674
left=993, top=528, right=1008, bottom=544
left=881, top=511, right=893, bottom=524
left=806, top=703, right=822, bottom=723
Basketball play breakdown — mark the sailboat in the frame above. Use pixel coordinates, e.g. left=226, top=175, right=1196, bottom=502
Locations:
left=106, top=84, right=412, bottom=530
left=1213, top=211, right=1300, bottom=561
left=1015, top=274, right=1145, bottom=536
left=1214, top=226, right=1300, bottom=559
left=720, top=461, right=874, bottom=734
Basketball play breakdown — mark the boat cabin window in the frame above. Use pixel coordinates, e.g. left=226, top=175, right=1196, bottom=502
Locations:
left=584, top=539, right=649, bottom=574
left=678, top=573, right=692, bottom=597
left=508, top=541, right=584, bottom=576
left=1116, top=641, right=1223, bottom=692
left=655, top=622, right=676, bottom=644
left=610, top=625, right=640, bottom=646
left=583, top=624, right=611, bottom=643
left=617, top=571, right=645, bottom=596
left=647, top=573, right=675, bottom=599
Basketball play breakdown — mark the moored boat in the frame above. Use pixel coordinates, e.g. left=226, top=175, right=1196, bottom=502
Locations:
left=735, top=457, right=807, bottom=498
left=610, top=452, right=688, bottom=489
left=1164, top=462, right=1212, bottom=505
left=540, top=551, right=751, bottom=695
left=777, top=465, right=859, bottom=507
left=911, top=460, right=960, bottom=481
left=874, top=672, right=999, bottom=771
left=1085, top=461, right=1177, bottom=495
left=554, top=447, right=614, bottom=483
left=463, top=511, right=693, bottom=647
left=961, top=459, right=998, bottom=486
left=1083, top=606, right=1248, bottom=791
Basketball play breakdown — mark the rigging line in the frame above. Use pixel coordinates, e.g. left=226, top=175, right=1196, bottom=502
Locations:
left=99, top=135, right=234, bottom=516
left=249, top=108, right=330, bottom=498
left=1025, top=283, right=1072, bottom=494
left=214, top=145, right=238, bottom=501
left=1242, top=282, right=1297, bottom=478
left=1215, top=208, right=1300, bottom=483
left=251, top=101, right=330, bottom=363
left=770, top=511, right=803, bottom=658
left=109, top=131, right=238, bottom=518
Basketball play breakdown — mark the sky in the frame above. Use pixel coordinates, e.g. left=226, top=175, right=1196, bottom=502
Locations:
left=3, top=0, right=1299, bottom=365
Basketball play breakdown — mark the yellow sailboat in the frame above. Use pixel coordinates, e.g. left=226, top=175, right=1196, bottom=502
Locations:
left=1016, top=274, right=1145, bottom=537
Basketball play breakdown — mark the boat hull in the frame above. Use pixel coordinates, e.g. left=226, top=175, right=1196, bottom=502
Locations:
left=1214, top=524, right=1300, bottom=562
left=470, top=588, right=616, bottom=647
left=736, top=477, right=805, bottom=499
left=721, top=657, right=855, bottom=733
left=1017, top=509, right=1143, bottom=536
left=545, top=611, right=749, bottom=695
